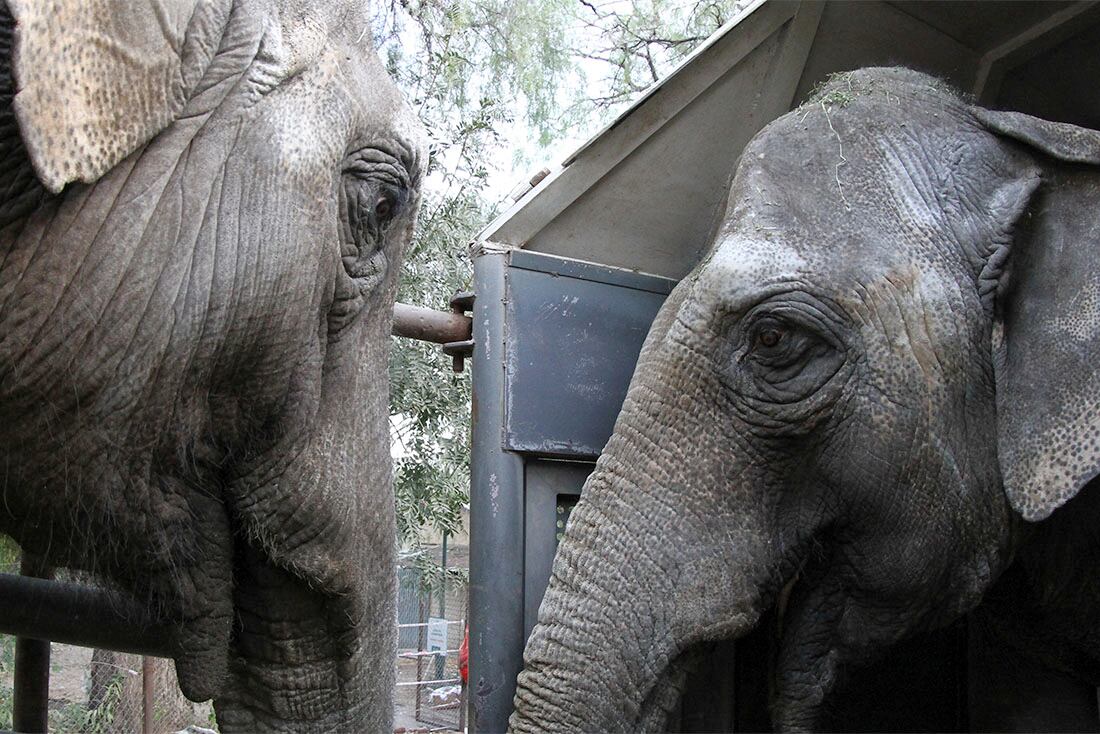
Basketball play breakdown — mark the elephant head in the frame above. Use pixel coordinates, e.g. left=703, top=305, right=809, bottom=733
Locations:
left=0, top=0, right=424, bottom=730
left=510, top=67, right=1100, bottom=732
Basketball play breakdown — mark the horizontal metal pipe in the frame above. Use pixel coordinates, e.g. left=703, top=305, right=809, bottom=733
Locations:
left=0, top=574, right=176, bottom=658
left=392, top=302, right=472, bottom=345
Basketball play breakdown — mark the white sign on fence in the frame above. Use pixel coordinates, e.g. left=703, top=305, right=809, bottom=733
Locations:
left=427, top=617, right=449, bottom=656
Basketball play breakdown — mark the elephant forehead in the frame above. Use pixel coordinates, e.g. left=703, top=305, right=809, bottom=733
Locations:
left=252, top=59, right=350, bottom=172
left=727, top=147, right=966, bottom=285
left=707, top=232, right=807, bottom=278
left=700, top=232, right=963, bottom=326
left=242, top=49, right=422, bottom=185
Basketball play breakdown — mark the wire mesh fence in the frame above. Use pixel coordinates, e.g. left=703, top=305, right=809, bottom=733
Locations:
left=0, top=640, right=216, bottom=734
left=394, top=553, right=468, bottom=733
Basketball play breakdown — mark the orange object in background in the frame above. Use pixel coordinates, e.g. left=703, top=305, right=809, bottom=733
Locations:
left=458, top=627, right=469, bottom=684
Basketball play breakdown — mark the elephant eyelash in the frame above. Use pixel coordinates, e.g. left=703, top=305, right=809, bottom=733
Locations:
left=753, top=333, right=813, bottom=366
left=741, top=317, right=829, bottom=369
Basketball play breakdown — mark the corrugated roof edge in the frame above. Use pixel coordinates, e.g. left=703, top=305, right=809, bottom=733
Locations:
left=472, top=240, right=680, bottom=287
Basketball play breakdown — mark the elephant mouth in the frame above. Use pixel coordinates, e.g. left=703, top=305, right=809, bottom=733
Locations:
left=633, top=610, right=786, bottom=732
left=633, top=642, right=722, bottom=732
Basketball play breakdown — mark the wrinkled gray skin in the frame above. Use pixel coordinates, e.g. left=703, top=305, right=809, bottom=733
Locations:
left=511, top=67, right=1100, bottom=732
left=0, top=1, right=424, bottom=731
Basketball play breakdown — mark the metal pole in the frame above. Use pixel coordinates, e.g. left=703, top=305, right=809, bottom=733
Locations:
left=416, top=593, right=426, bottom=723
left=13, top=556, right=53, bottom=734
left=0, top=574, right=177, bottom=658
left=468, top=250, right=527, bottom=733
left=391, top=302, right=471, bottom=344
left=440, top=533, right=448, bottom=619
left=142, top=657, right=154, bottom=734
left=435, top=534, right=449, bottom=682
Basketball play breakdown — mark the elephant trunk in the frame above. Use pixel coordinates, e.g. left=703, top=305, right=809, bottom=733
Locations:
left=509, top=283, right=791, bottom=731
left=509, top=425, right=779, bottom=732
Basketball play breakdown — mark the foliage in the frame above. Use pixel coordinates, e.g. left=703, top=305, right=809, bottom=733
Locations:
left=571, top=0, right=755, bottom=110
left=376, top=0, right=581, bottom=152
left=0, top=535, right=16, bottom=731
left=0, top=533, right=18, bottom=572
left=0, top=656, right=10, bottom=732
left=49, top=670, right=125, bottom=734
left=376, top=0, right=752, bottom=564
left=0, top=641, right=124, bottom=734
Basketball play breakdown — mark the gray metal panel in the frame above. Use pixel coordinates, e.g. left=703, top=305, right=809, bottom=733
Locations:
left=503, top=251, right=674, bottom=458
left=508, top=249, right=676, bottom=295
left=522, top=460, right=592, bottom=640
left=468, top=251, right=527, bottom=734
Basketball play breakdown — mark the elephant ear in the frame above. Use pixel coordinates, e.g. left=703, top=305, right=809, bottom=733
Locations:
left=972, top=107, right=1100, bottom=521
left=8, top=0, right=229, bottom=193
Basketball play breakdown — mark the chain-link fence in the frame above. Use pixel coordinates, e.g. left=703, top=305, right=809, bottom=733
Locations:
left=0, top=640, right=216, bottom=734
left=0, top=548, right=215, bottom=734
left=394, top=548, right=468, bottom=734
left=4, top=541, right=472, bottom=734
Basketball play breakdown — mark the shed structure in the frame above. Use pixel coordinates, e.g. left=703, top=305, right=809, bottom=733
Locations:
left=467, top=1, right=1100, bottom=731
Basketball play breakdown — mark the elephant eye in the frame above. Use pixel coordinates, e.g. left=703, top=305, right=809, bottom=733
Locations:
left=751, top=320, right=790, bottom=354
left=370, top=184, right=408, bottom=229
left=375, top=194, right=395, bottom=222
left=757, top=327, right=784, bottom=349
left=734, top=299, right=848, bottom=405
left=745, top=318, right=821, bottom=369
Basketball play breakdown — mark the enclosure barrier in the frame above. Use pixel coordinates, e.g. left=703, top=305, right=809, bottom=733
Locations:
left=12, top=558, right=51, bottom=734
left=391, top=302, right=470, bottom=344
left=0, top=574, right=175, bottom=658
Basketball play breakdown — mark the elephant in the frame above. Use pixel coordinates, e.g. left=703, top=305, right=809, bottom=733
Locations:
left=0, top=0, right=424, bottom=730
left=509, top=66, right=1100, bottom=732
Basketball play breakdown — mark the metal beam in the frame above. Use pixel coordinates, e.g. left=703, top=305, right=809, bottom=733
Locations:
left=973, top=0, right=1100, bottom=103
left=467, top=249, right=527, bottom=734
left=392, top=302, right=472, bottom=345
left=0, top=574, right=176, bottom=658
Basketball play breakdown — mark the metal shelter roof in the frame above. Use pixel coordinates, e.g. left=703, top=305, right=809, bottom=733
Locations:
left=477, top=0, right=1100, bottom=280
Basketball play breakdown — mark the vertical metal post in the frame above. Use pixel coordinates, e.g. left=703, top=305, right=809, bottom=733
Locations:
left=440, top=533, right=448, bottom=618
left=415, top=592, right=426, bottom=723
left=142, top=657, right=154, bottom=734
left=468, top=249, right=527, bottom=733
left=13, top=555, right=53, bottom=734
left=435, top=533, right=448, bottom=682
